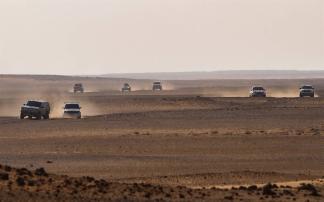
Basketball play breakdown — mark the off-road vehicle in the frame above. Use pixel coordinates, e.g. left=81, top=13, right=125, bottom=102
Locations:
left=73, top=83, right=84, bottom=93
left=63, top=103, right=82, bottom=119
left=121, top=83, right=131, bottom=92
left=299, top=85, right=315, bottom=97
left=249, top=86, right=266, bottom=97
left=152, top=81, right=163, bottom=91
left=20, top=100, right=50, bottom=120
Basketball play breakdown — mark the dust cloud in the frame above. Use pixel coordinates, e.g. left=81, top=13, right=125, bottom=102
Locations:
left=128, top=84, right=151, bottom=91
left=200, top=88, right=248, bottom=97
left=0, top=87, right=102, bottom=118
left=268, top=87, right=319, bottom=98
left=43, top=92, right=103, bottom=118
left=162, top=83, right=176, bottom=91
left=267, top=87, right=300, bottom=98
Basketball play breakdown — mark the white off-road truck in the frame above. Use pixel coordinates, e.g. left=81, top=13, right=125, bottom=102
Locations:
left=299, top=85, right=315, bottom=97
left=63, top=103, right=82, bottom=119
left=249, top=86, right=266, bottom=97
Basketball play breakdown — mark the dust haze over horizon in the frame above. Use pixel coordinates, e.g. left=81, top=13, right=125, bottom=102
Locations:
left=0, top=0, right=323, bottom=75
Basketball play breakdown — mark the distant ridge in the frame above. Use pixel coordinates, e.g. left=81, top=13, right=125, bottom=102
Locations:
left=101, top=70, right=324, bottom=80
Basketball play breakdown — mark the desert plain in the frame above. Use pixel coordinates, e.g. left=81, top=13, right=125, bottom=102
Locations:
left=0, top=75, right=323, bottom=201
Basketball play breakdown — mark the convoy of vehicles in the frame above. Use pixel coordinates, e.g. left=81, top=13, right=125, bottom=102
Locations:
left=249, top=86, right=267, bottom=97
left=17, top=84, right=316, bottom=120
left=63, top=103, right=82, bottom=119
left=73, top=83, right=84, bottom=93
left=152, top=82, right=163, bottom=91
left=121, top=83, right=131, bottom=92
left=20, top=101, right=51, bottom=120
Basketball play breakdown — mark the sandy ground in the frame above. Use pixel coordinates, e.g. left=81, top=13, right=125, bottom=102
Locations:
left=0, top=75, right=323, bottom=201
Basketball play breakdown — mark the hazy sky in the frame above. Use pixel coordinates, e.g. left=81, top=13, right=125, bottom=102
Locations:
left=0, top=0, right=323, bottom=75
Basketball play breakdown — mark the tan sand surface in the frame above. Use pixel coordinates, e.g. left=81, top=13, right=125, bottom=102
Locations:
left=0, top=75, right=323, bottom=201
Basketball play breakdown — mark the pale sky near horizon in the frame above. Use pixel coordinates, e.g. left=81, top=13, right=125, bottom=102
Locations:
left=0, top=0, right=323, bottom=75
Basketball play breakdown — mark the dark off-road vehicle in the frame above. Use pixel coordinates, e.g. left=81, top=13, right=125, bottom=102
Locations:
left=121, top=83, right=131, bottom=92
left=152, top=82, right=163, bottom=91
left=300, top=85, right=315, bottom=97
left=249, top=86, right=266, bottom=97
left=73, top=83, right=84, bottom=93
left=20, top=101, right=50, bottom=120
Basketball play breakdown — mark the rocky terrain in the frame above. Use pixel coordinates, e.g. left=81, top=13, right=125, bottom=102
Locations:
left=0, top=164, right=322, bottom=201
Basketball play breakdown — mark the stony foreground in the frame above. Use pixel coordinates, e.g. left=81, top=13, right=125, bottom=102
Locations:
left=0, top=164, right=322, bottom=201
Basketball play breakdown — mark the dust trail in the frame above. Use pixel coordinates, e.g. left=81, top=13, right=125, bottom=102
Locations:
left=268, top=87, right=300, bottom=98
left=68, top=89, right=99, bottom=93
left=201, top=88, right=248, bottom=97
left=0, top=88, right=77, bottom=118
left=162, top=82, right=176, bottom=91
left=268, top=87, right=319, bottom=98
left=0, top=100, right=23, bottom=117
left=128, top=84, right=151, bottom=91
left=80, top=102, right=103, bottom=117
left=45, top=91, right=103, bottom=118
left=0, top=90, right=102, bottom=118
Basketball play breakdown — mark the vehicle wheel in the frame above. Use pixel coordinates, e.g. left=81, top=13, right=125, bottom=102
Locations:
left=36, top=114, right=42, bottom=120
left=20, top=113, right=25, bottom=119
left=43, top=114, right=49, bottom=119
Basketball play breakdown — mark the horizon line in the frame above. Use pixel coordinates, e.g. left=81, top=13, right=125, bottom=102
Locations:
left=1, top=69, right=324, bottom=77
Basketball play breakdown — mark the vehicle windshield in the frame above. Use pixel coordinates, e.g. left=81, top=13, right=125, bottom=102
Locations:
left=65, top=104, right=80, bottom=109
left=26, top=101, right=42, bottom=107
left=74, top=84, right=82, bottom=87
left=253, top=87, right=264, bottom=91
left=153, top=82, right=161, bottom=85
left=301, top=86, right=313, bottom=89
